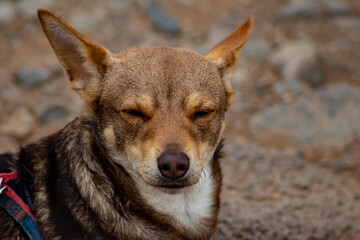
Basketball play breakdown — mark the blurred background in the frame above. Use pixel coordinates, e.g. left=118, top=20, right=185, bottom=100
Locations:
left=0, top=0, right=360, bottom=239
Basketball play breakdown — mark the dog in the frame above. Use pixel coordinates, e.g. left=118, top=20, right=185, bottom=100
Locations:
left=0, top=9, right=253, bottom=240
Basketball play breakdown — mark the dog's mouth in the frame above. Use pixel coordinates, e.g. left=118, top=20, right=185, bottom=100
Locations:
left=157, top=183, right=187, bottom=189
left=139, top=171, right=201, bottom=194
left=153, top=177, right=199, bottom=194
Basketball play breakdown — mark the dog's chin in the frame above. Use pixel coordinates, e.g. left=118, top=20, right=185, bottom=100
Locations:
left=157, top=185, right=187, bottom=194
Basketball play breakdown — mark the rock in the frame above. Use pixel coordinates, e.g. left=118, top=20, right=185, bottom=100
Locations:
left=15, top=67, right=52, bottom=88
left=279, top=0, right=353, bottom=19
left=0, top=2, right=16, bottom=23
left=108, top=0, right=130, bottom=12
left=40, top=104, right=68, bottom=123
left=147, top=2, right=180, bottom=35
left=250, top=84, right=360, bottom=149
left=269, top=41, right=322, bottom=92
left=324, top=1, right=352, bottom=16
left=279, top=0, right=320, bottom=18
left=174, top=0, right=194, bottom=7
left=0, top=107, right=35, bottom=140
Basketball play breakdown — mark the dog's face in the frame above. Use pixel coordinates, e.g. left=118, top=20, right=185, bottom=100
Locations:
left=37, top=9, right=253, bottom=193
left=100, top=47, right=226, bottom=191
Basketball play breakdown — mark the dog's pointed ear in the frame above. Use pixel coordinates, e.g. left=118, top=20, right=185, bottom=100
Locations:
left=37, top=9, right=110, bottom=101
left=205, top=15, right=254, bottom=73
left=205, top=15, right=254, bottom=110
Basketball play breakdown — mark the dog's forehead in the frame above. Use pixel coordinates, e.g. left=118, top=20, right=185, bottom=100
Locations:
left=103, top=46, right=225, bottom=104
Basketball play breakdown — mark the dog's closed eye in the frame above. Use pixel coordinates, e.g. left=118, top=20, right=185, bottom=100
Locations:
left=121, top=109, right=149, bottom=121
left=192, top=109, right=215, bottom=120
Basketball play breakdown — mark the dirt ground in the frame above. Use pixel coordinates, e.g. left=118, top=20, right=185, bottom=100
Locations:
left=1, top=0, right=360, bottom=239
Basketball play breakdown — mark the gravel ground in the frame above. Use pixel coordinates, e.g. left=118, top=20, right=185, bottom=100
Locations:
left=215, top=142, right=360, bottom=240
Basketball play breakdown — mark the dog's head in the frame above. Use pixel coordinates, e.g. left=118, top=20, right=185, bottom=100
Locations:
left=38, top=9, right=253, bottom=194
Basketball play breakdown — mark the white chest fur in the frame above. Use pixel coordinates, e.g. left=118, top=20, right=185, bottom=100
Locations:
left=138, top=169, right=215, bottom=230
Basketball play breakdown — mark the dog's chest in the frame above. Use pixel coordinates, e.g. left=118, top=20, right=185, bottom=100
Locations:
left=140, top=170, right=214, bottom=230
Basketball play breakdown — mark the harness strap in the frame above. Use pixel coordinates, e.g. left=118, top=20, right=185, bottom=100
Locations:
left=0, top=172, right=44, bottom=240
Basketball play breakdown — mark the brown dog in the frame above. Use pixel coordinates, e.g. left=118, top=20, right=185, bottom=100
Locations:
left=0, top=9, right=253, bottom=240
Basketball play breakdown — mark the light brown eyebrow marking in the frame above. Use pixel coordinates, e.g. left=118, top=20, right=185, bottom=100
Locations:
left=121, top=95, right=155, bottom=118
left=185, top=92, right=217, bottom=117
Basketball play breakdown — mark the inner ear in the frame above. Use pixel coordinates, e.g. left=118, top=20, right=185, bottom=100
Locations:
left=38, top=9, right=110, bottom=101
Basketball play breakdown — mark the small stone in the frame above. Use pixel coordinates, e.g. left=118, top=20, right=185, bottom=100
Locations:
left=242, top=41, right=271, bottom=59
left=15, top=67, right=51, bottom=88
left=279, top=0, right=320, bottom=18
left=69, top=9, right=104, bottom=31
left=40, top=104, right=68, bottom=123
left=0, top=2, right=16, bottom=23
left=273, top=79, right=309, bottom=96
left=0, top=107, right=35, bottom=140
left=297, top=54, right=322, bottom=87
left=334, top=157, right=358, bottom=172
left=50, top=66, right=65, bottom=78
left=147, top=2, right=180, bottom=35
left=16, top=0, right=51, bottom=19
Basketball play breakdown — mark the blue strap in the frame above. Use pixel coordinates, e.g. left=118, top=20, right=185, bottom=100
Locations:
left=0, top=193, right=44, bottom=240
left=0, top=183, right=44, bottom=240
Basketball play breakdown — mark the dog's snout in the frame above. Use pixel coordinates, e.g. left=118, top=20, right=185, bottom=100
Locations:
left=157, top=152, right=189, bottom=180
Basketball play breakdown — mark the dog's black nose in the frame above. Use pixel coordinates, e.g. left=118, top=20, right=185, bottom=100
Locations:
left=157, top=152, right=189, bottom=180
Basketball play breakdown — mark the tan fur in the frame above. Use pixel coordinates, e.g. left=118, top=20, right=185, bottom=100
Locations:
left=10, top=9, right=256, bottom=239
